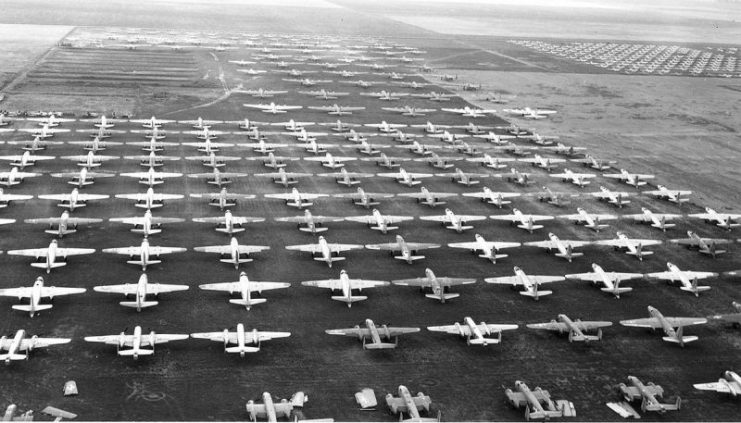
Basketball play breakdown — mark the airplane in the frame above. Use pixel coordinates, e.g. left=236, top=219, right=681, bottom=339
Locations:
left=272, top=119, right=316, bottom=132
left=191, top=323, right=290, bottom=356
left=620, top=305, right=707, bottom=346
left=594, top=232, right=662, bottom=261
left=332, top=187, right=394, bottom=209
left=670, top=230, right=733, bottom=257
left=391, top=80, right=431, bottom=89
left=364, top=120, right=407, bottom=133
left=571, top=154, right=617, bottom=170
left=60, top=151, right=119, bottom=168
left=535, top=187, right=581, bottom=206
left=559, top=207, right=618, bottom=232
left=7, top=136, right=63, bottom=151
left=0, top=113, right=11, bottom=127
left=489, top=209, right=555, bottom=233
left=126, top=137, right=179, bottom=152
left=382, top=106, right=436, bottom=117
left=495, top=143, right=538, bottom=157
left=183, top=153, right=239, bottom=169
left=319, top=119, right=363, bottom=133
left=0, top=151, right=55, bottom=169
left=187, top=168, right=248, bottom=187
left=465, top=154, right=516, bottom=170
left=130, top=116, right=175, bottom=129
left=526, top=314, right=612, bottom=342
left=643, top=185, right=692, bottom=204
left=115, top=187, right=184, bottom=210
left=77, top=127, right=125, bottom=140
left=410, top=91, right=454, bottom=101
left=484, top=266, right=565, bottom=300
left=234, top=118, right=269, bottom=131
left=420, top=208, right=487, bottom=233
left=24, top=211, right=101, bottom=238
left=479, top=92, right=512, bottom=104
left=549, top=169, right=596, bottom=187
left=0, top=189, right=32, bottom=208
left=524, top=233, right=591, bottom=262
left=37, top=188, right=109, bottom=212
left=340, top=79, right=381, bottom=88
left=448, top=234, right=520, bottom=264
left=565, top=263, right=644, bottom=298
left=427, top=316, right=518, bottom=345
left=540, top=143, right=586, bottom=157
left=428, top=130, right=469, bottom=144
left=192, top=210, right=265, bottom=235
left=27, top=114, right=75, bottom=127
left=441, top=106, right=496, bottom=118
left=121, top=167, right=183, bottom=186
left=317, top=168, right=374, bottom=186
left=236, top=68, right=266, bottom=76
left=504, top=380, right=569, bottom=421
left=18, top=124, right=69, bottom=138
left=453, top=122, right=496, bottom=135
left=244, top=153, right=298, bottom=169
left=591, top=186, right=631, bottom=208
left=125, top=151, right=181, bottom=168
left=178, top=117, right=223, bottom=129
left=392, top=268, right=476, bottom=303
left=278, top=68, right=317, bottom=77
left=0, top=329, right=70, bottom=364
left=618, top=376, right=681, bottom=413
left=0, top=167, right=41, bottom=187
left=474, top=131, right=517, bottom=144
left=285, top=236, right=364, bottom=268
left=360, top=153, right=411, bottom=169
left=254, top=169, right=313, bottom=188
left=301, top=269, right=389, bottom=307
left=84, top=326, right=188, bottom=359
left=500, top=168, right=535, bottom=186
left=243, top=102, right=302, bottom=114
left=646, top=262, right=717, bottom=297
left=347, top=140, right=390, bottom=155
left=503, top=107, right=557, bottom=119
left=303, top=153, right=356, bottom=169
left=365, top=234, right=440, bottom=264
left=102, top=238, right=187, bottom=270
left=308, top=104, right=365, bottom=115
left=688, top=207, right=741, bottom=231
left=602, top=169, right=655, bottom=187
left=435, top=168, right=490, bottom=186
left=241, top=140, right=289, bottom=154
left=377, top=168, right=433, bottom=187
left=265, top=188, right=328, bottom=209
left=239, top=88, right=287, bottom=98
left=189, top=188, right=254, bottom=211
left=199, top=271, right=290, bottom=310
left=409, top=121, right=452, bottom=134
left=622, top=208, right=677, bottom=232
left=49, top=167, right=115, bottom=188
left=694, top=371, right=741, bottom=397
left=110, top=210, right=185, bottom=237
left=397, top=187, right=457, bottom=208
left=326, top=69, right=367, bottom=78
left=245, top=392, right=306, bottom=423
left=345, top=209, right=414, bottom=234
left=397, top=141, right=444, bottom=156
left=182, top=138, right=235, bottom=154
left=193, top=237, right=269, bottom=269
left=326, top=319, right=420, bottom=350
left=497, top=123, right=531, bottom=136
left=93, top=273, right=189, bottom=311
left=0, top=276, right=86, bottom=316
left=385, top=385, right=437, bottom=422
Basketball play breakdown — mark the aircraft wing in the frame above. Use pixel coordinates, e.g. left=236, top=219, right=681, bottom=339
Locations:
left=0, top=287, right=34, bottom=297
left=286, top=243, right=363, bottom=254
left=275, top=215, right=344, bottom=224
left=40, top=286, right=87, bottom=297
left=400, top=242, right=441, bottom=251
left=427, top=324, right=470, bottom=335
left=647, top=270, right=718, bottom=281
left=397, top=192, right=458, bottom=199
left=525, top=239, right=591, bottom=249
left=333, top=192, right=394, bottom=200
left=194, top=245, right=269, bottom=254
left=448, top=240, right=521, bottom=250
left=562, top=213, right=618, bottom=222
left=645, top=189, right=692, bottom=196
left=597, top=238, right=662, bottom=247
left=19, top=337, right=71, bottom=351
left=694, top=381, right=735, bottom=394
left=393, top=277, right=475, bottom=287
left=199, top=281, right=290, bottom=293
left=25, top=217, right=102, bottom=225
left=619, top=317, right=662, bottom=329
left=325, top=327, right=373, bottom=337
left=664, top=317, right=708, bottom=327
left=0, top=193, right=33, bottom=201
left=121, top=171, right=183, bottom=178
left=103, top=246, right=143, bottom=255
left=528, top=321, right=611, bottom=331
left=7, top=247, right=51, bottom=257
left=419, top=214, right=487, bottom=223
left=0, top=170, right=40, bottom=178
left=190, top=193, right=255, bottom=200
left=565, top=271, right=642, bottom=282
left=671, top=237, right=732, bottom=246
left=485, top=275, right=564, bottom=285
left=84, top=335, right=131, bottom=345
left=141, top=334, right=189, bottom=346
left=689, top=212, right=741, bottom=220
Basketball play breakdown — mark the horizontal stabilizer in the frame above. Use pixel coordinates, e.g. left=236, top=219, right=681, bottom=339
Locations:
left=299, top=226, right=328, bottom=233
left=652, top=223, right=675, bottom=229
left=447, top=225, right=473, bottom=231
left=425, top=293, right=460, bottom=301
left=663, top=335, right=698, bottom=344
left=13, top=304, right=53, bottom=312
left=331, top=295, right=367, bottom=304
left=46, top=229, right=76, bottom=235
left=556, top=252, right=583, bottom=259
left=520, top=290, right=552, bottom=297
left=225, top=346, right=260, bottom=354
left=230, top=298, right=267, bottom=306
left=314, top=257, right=344, bottom=263
left=120, top=300, right=158, bottom=308
left=394, top=255, right=425, bottom=262
left=132, top=228, right=162, bottom=234
left=481, top=253, right=508, bottom=261
left=216, top=227, right=245, bottom=233
left=680, top=286, right=711, bottom=294
left=31, top=262, right=66, bottom=269
left=518, top=224, right=543, bottom=231
left=628, top=251, right=652, bottom=256
left=371, top=225, right=398, bottom=231
left=468, top=337, right=500, bottom=345
left=363, top=342, right=397, bottom=350
left=220, top=258, right=253, bottom=264
left=0, top=353, right=27, bottom=361
left=601, top=287, right=632, bottom=296
left=118, top=348, right=155, bottom=356
left=128, top=259, right=161, bottom=266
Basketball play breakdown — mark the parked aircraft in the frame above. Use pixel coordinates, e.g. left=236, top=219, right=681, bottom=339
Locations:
left=239, top=88, right=287, bottom=98
left=504, top=381, right=570, bottom=421
left=93, top=273, right=188, bottom=311
left=392, top=268, right=476, bottom=303
left=24, top=211, right=101, bottom=238
left=50, top=167, right=115, bottom=188
left=565, top=263, right=643, bottom=298
left=274, top=210, right=344, bottom=234
left=301, top=269, right=389, bottom=307
left=130, top=116, right=175, bottom=128
left=303, top=152, right=356, bottom=169
left=503, top=107, right=557, bottom=119
left=308, top=104, right=365, bottom=115
left=298, top=89, right=349, bottom=100
left=694, top=371, right=741, bottom=397
left=121, top=167, right=183, bottom=186
left=591, top=186, right=631, bottom=208
left=365, top=235, right=440, bottom=264
left=191, top=323, right=290, bottom=356
left=419, top=208, right=487, bottom=233
left=377, top=168, right=433, bottom=187
left=619, top=305, right=707, bottom=346
left=644, top=185, right=691, bottom=204
left=462, top=187, right=520, bottom=208
left=38, top=188, right=108, bottom=212
left=559, top=207, right=617, bottom=232
left=441, top=106, right=496, bottom=118
left=192, top=210, right=264, bottom=235
left=382, top=106, right=436, bottom=117
left=527, top=314, right=611, bottom=342
left=603, top=169, right=655, bottom=187
left=385, top=386, right=436, bottom=422
left=345, top=209, right=414, bottom=234
left=187, top=168, right=248, bottom=187
left=8, top=240, right=95, bottom=273
left=623, top=207, right=681, bottom=231
left=518, top=155, right=565, bottom=172
left=489, top=209, right=554, bottom=233
left=84, top=326, right=188, bottom=359
left=189, top=188, right=254, bottom=210
left=0, top=276, right=86, bottom=316
left=102, top=238, right=186, bottom=270
left=333, top=187, right=394, bottom=209
left=0, top=151, right=55, bottom=169
left=448, top=234, right=520, bottom=264
left=485, top=266, right=565, bottom=300
left=646, top=262, right=716, bottom=296
left=285, top=236, right=363, bottom=268
left=178, top=117, right=223, bottom=129
left=474, top=132, right=517, bottom=144
left=688, top=207, right=741, bottom=231
left=594, top=232, right=662, bottom=261
left=110, top=210, right=185, bottom=237
left=524, top=233, right=591, bottom=262
left=0, top=329, right=70, bottom=363
left=435, top=168, right=490, bottom=186
left=8, top=136, right=63, bottom=151
left=428, top=316, right=518, bottom=345
left=265, top=188, right=328, bottom=209
left=708, top=301, right=741, bottom=327
left=193, top=237, right=269, bottom=269
left=618, top=376, right=681, bottom=413
left=549, top=169, right=596, bottom=187
left=243, top=102, right=302, bottom=114
left=0, top=189, right=33, bottom=208
left=364, top=120, right=407, bottom=133
left=359, top=90, right=409, bottom=101
left=127, top=137, right=178, bottom=152
left=317, top=168, right=374, bottom=186
left=245, top=392, right=306, bottom=422
left=500, top=168, right=535, bottom=186
left=199, top=271, right=290, bottom=310
left=326, top=319, right=420, bottom=350
left=360, top=153, right=411, bottom=169
left=571, top=154, right=616, bottom=170
left=125, top=152, right=181, bottom=168
left=397, top=187, right=457, bottom=207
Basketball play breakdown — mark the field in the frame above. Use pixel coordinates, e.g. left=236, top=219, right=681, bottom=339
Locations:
left=0, top=1, right=740, bottom=422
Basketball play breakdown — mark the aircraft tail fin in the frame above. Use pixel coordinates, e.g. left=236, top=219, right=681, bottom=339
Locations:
left=0, top=353, right=27, bottom=361
left=120, top=300, right=158, bottom=309
left=425, top=292, right=460, bottom=302
left=680, top=284, right=711, bottom=296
